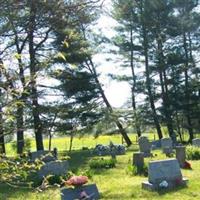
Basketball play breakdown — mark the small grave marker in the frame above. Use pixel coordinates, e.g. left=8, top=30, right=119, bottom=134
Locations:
left=138, top=136, right=151, bottom=157
left=176, top=146, right=186, bottom=168
left=161, top=138, right=173, bottom=156
left=61, top=184, right=100, bottom=200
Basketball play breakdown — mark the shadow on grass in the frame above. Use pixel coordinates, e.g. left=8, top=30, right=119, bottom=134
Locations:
left=61, top=149, right=96, bottom=172
left=0, top=183, right=32, bottom=200
left=157, top=185, right=188, bottom=196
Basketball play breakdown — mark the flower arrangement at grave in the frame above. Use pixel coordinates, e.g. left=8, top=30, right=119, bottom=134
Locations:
left=65, top=175, right=88, bottom=187
left=159, top=180, right=168, bottom=188
left=183, top=160, right=192, bottom=169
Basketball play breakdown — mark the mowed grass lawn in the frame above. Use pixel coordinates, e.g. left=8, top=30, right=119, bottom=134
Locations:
left=1, top=134, right=200, bottom=200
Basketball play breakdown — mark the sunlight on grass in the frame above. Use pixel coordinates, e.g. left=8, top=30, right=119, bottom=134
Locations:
left=3, top=135, right=200, bottom=200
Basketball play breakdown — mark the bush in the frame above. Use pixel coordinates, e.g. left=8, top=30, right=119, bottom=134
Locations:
left=126, top=164, right=148, bottom=176
left=186, top=146, right=200, bottom=160
left=89, top=158, right=116, bottom=169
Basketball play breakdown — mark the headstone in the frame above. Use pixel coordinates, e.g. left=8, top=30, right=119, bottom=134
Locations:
left=29, top=150, right=51, bottom=161
left=41, top=154, right=56, bottom=163
left=61, top=184, right=100, bottom=200
left=53, top=147, right=58, bottom=159
left=142, top=158, right=188, bottom=190
left=176, top=146, right=186, bottom=168
left=133, top=152, right=144, bottom=169
left=138, top=136, right=151, bottom=157
left=38, top=160, right=69, bottom=178
left=29, top=149, right=58, bottom=162
left=161, top=138, right=173, bottom=155
left=192, top=139, right=200, bottom=147
left=151, top=140, right=161, bottom=150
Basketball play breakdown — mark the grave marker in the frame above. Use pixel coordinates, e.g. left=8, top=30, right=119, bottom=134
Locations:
left=142, top=158, right=188, bottom=190
left=138, top=136, right=151, bottom=157
left=192, top=139, right=200, bottom=147
left=61, top=184, right=100, bottom=200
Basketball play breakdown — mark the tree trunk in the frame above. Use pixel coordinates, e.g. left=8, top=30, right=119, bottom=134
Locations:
left=16, top=106, right=24, bottom=154
left=130, top=27, right=141, bottom=137
left=16, top=57, right=26, bottom=154
left=0, top=66, right=5, bottom=154
left=141, top=26, right=163, bottom=139
left=69, top=132, right=74, bottom=152
left=156, top=35, right=176, bottom=143
left=86, top=59, right=132, bottom=146
left=29, top=0, right=44, bottom=151
left=183, top=32, right=193, bottom=143
left=0, top=107, right=5, bottom=155
left=48, top=133, right=52, bottom=151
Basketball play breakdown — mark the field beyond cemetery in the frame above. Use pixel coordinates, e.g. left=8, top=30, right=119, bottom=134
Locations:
left=1, top=135, right=200, bottom=200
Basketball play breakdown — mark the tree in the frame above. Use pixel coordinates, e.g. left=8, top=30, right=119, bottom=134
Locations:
left=0, top=0, right=102, bottom=151
left=111, top=0, right=142, bottom=137
left=53, top=2, right=133, bottom=146
left=112, top=0, right=163, bottom=139
left=0, top=59, right=5, bottom=154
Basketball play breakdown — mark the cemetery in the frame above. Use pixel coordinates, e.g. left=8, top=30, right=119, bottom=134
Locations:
left=1, top=135, right=200, bottom=200
left=0, top=0, right=200, bottom=200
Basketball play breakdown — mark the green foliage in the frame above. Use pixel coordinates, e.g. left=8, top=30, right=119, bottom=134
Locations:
left=46, top=175, right=63, bottom=185
left=186, top=146, right=200, bottom=160
left=89, top=158, right=116, bottom=169
left=74, top=169, right=94, bottom=179
left=11, top=138, right=32, bottom=153
left=0, top=157, right=43, bottom=188
left=126, top=164, right=148, bottom=176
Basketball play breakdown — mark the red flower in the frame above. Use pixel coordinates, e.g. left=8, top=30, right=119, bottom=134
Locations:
left=183, top=161, right=192, bottom=169
left=65, top=176, right=88, bottom=186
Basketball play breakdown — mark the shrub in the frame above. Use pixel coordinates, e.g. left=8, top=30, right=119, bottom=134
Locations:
left=89, top=158, right=116, bottom=169
left=126, top=164, right=148, bottom=176
left=186, top=146, right=200, bottom=160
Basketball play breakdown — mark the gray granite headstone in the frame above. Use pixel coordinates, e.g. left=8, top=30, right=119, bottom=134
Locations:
left=61, top=184, right=100, bottom=200
left=38, top=160, right=69, bottom=178
left=30, top=150, right=58, bottom=162
left=30, top=150, right=50, bottom=161
left=138, top=136, right=151, bottom=157
left=176, top=146, right=186, bottom=168
left=192, top=139, right=200, bottom=147
left=151, top=140, right=161, bottom=150
left=161, top=138, right=173, bottom=155
left=142, top=158, right=188, bottom=190
left=161, top=138, right=173, bottom=148
left=133, top=152, right=144, bottom=168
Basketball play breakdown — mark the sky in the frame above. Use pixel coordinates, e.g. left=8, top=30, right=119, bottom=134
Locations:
left=93, top=1, right=131, bottom=108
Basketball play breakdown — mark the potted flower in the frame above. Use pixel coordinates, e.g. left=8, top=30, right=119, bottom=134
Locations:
left=65, top=175, right=88, bottom=188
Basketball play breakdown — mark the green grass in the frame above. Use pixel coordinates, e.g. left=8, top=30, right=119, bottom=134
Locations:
left=1, top=134, right=200, bottom=200
left=5, top=133, right=159, bottom=156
